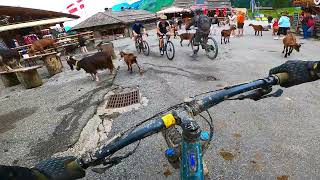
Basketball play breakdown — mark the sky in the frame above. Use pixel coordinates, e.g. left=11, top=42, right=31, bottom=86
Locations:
left=0, top=0, right=141, bottom=27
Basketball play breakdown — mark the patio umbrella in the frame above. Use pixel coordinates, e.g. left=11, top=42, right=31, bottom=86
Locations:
left=156, top=6, right=191, bottom=14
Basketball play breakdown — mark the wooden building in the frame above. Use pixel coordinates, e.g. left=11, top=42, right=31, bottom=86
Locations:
left=72, top=9, right=157, bottom=41
left=0, top=5, right=79, bottom=48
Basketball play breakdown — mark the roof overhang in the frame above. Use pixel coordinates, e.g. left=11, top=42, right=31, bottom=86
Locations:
left=0, top=17, right=74, bottom=32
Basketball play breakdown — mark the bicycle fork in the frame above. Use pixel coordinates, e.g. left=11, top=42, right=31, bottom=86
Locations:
left=164, top=112, right=210, bottom=180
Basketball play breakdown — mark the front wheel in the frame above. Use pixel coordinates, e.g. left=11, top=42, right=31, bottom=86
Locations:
left=205, top=37, right=219, bottom=60
left=135, top=41, right=141, bottom=54
left=165, top=41, right=175, bottom=60
left=142, top=41, right=150, bottom=56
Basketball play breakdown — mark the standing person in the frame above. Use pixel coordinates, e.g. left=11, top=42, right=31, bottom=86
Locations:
left=274, top=12, right=291, bottom=40
left=272, top=18, right=279, bottom=36
left=237, top=12, right=245, bottom=36
left=78, top=34, right=88, bottom=53
left=301, top=13, right=310, bottom=39
left=228, top=11, right=237, bottom=37
left=267, top=15, right=273, bottom=25
left=210, top=14, right=220, bottom=35
left=306, top=15, right=315, bottom=38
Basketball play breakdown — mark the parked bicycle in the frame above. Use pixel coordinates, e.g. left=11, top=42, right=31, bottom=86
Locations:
left=54, top=72, right=289, bottom=179
left=159, top=34, right=175, bottom=60
left=135, top=34, right=149, bottom=56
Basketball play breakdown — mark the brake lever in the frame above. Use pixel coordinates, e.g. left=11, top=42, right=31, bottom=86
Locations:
left=259, top=89, right=283, bottom=100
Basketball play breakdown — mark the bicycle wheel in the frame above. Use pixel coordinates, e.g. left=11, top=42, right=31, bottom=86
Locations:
left=191, top=36, right=200, bottom=53
left=165, top=41, right=175, bottom=60
left=135, top=41, right=141, bottom=54
left=142, top=41, right=150, bottom=56
left=205, top=37, right=219, bottom=60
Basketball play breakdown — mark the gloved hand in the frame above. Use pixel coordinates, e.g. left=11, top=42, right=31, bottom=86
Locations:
left=269, top=60, right=320, bottom=88
left=33, top=156, right=85, bottom=180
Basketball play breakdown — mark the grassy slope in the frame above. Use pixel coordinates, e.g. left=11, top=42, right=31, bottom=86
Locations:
left=248, top=7, right=302, bottom=18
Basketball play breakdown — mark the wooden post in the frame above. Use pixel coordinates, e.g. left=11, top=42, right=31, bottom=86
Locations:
left=15, top=66, right=43, bottom=89
left=0, top=72, right=20, bottom=87
left=42, top=53, right=63, bottom=76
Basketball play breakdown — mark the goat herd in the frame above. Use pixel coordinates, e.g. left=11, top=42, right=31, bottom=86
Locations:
left=0, top=22, right=304, bottom=85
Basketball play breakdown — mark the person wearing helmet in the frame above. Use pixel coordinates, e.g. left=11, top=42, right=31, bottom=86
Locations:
left=185, top=8, right=211, bottom=57
left=157, top=14, right=171, bottom=55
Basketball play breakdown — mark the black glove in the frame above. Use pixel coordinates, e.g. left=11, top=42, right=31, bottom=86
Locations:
left=33, top=156, right=85, bottom=180
left=269, top=60, right=320, bottom=88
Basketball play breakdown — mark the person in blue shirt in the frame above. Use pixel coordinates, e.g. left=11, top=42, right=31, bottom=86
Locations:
left=274, top=11, right=291, bottom=40
left=131, top=21, right=147, bottom=42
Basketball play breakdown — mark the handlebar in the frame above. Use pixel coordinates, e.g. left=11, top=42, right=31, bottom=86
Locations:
left=75, top=73, right=288, bottom=169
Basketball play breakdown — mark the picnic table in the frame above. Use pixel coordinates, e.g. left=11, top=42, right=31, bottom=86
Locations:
left=22, top=52, right=63, bottom=76
left=0, top=65, right=43, bottom=89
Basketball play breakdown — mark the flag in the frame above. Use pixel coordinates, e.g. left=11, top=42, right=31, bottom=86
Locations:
left=67, top=0, right=85, bottom=14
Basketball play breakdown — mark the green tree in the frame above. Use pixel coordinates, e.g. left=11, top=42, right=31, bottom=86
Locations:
left=272, top=0, right=290, bottom=9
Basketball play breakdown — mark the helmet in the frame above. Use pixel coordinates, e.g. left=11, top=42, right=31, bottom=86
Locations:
left=194, top=8, right=202, bottom=15
left=160, top=14, right=167, bottom=20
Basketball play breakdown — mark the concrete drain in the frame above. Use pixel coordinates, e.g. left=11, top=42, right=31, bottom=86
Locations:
left=106, top=87, right=140, bottom=109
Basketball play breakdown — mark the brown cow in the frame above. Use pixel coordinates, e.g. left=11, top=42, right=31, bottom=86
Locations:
left=29, top=38, right=58, bottom=56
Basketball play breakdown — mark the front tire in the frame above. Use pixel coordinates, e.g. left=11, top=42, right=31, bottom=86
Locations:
left=142, top=41, right=150, bottom=56
left=165, top=41, right=175, bottom=60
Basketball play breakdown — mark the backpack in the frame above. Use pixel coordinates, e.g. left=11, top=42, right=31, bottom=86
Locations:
left=197, top=14, right=211, bottom=31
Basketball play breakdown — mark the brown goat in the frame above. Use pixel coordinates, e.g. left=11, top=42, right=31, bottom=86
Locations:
left=119, top=51, right=142, bottom=74
left=179, top=33, right=195, bottom=47
left=67, top=52, right=114, bottom=81
left=29, top=38, right=58, bottom=56
left=282, top=32, right=302, bottom=58
left=249, top=24, right=263, bottom=36
left=221, top=26, right=236, bottom=44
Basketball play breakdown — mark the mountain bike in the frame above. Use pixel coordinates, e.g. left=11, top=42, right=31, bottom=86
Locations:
left=191, top=34, right=219, bottom=60
left=159, top=34, right=175, bottom=60
left=60, top=72, right=289, bottom=179
left=135, top=34, right=150, bottom=56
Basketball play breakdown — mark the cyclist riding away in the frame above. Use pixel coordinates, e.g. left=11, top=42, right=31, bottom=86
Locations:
left=157, top=15, right=171, bottom=55
left=185, top=8, right=211, bottom=57
left=131, top=21, right=147, bottom=43
left=2, top=60, right=320, bottom=179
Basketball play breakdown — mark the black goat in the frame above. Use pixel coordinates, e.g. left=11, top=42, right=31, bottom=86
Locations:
left=0, top=48, right=22, bottom=71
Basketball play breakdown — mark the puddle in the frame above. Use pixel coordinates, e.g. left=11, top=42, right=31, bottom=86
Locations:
left=277, top=175, right=289, bottom=180
left=0, top=107, right=38, bottom=134
left=219, top=149, right=235, bottom=161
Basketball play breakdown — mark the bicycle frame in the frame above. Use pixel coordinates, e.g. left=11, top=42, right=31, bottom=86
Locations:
left=75, top=73, right=288, bottom=179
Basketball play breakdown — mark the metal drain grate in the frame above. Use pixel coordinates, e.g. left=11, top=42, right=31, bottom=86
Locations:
left=106, top=89, right=140, bottom=108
